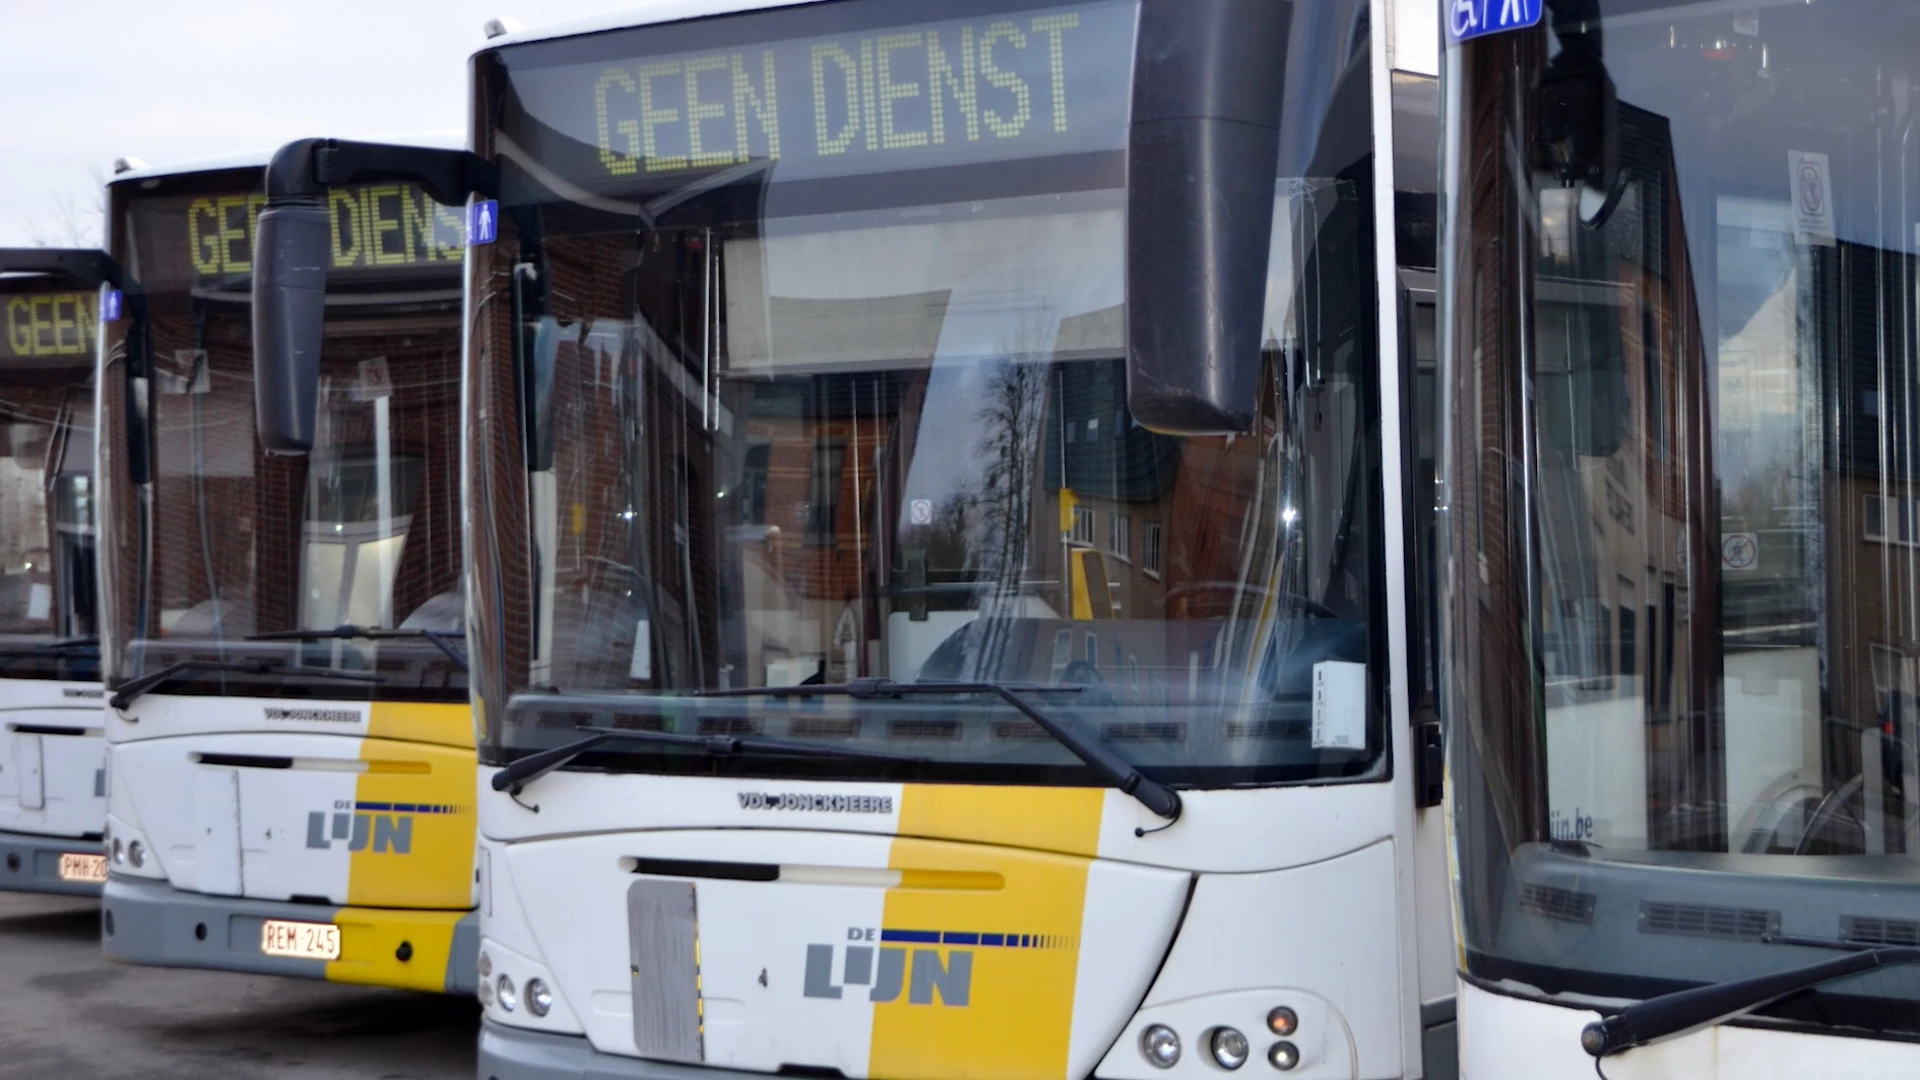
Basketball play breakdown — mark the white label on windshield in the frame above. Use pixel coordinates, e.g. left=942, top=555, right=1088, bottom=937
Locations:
left=1311, top=661, right=1367, bottom=750
left=630, top=618, right=652, bottom=681
left=1789, top=150, right=1836, bottom=247
left=26, top=582, right=51, bottom=621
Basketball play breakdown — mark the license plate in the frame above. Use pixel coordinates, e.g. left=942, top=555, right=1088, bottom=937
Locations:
left=260, top=919, right=341, bottom=961
left=57, top=853, right=107, bottom=884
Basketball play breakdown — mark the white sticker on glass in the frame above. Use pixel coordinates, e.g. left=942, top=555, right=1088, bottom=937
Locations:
left=1311, top=660, right=1367, bottom=750
left=630, top=618, right=652, bottom=681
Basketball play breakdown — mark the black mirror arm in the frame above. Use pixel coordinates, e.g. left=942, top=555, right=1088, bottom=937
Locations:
left=264, top=139, right=497, bottom=208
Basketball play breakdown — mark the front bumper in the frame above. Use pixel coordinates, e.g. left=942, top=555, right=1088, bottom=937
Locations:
left=0, top=829, right=104, bottom=897
left=481, top=1021, right=758, bottom=1080
left=101, top=875, right=478, bottom=993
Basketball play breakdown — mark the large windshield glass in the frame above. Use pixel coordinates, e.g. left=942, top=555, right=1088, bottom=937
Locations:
left=0, top=280, right=98, bottom=680
left=468, top=0, right=1386, bottom=784
left=97, top=168, right=468, bottom=703
left=1445, top=0, right=1920, bottom=1036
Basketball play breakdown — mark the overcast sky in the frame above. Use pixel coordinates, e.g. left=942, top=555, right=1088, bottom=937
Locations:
left=0, top=0, right=632, bottom=246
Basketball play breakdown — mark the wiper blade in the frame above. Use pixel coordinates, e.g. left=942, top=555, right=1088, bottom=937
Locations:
left=491, top=720, right=928, bottom=796
left=0, top=637, right=101, bottom=671
left=698, top=678, right=1183, bottom=823
left=248, top=624, right=468, bottom=672
left=110, top=659, right=385, bottom=710
left=1580, top=937, right=1920, bottom=1057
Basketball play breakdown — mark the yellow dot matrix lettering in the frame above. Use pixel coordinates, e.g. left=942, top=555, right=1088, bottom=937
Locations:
left=188, top=198, right=222, bottom=276
left=1029, top=14, right=1080, bottom=133
left=48, top=293, right=76, bottom=352
left=927, top=27, right=979, bottom=144
left=812, top=44, right=860, bottom=155
left=4, top=297, right=27, bottom=356
left=731, top=51, right=781, bottom=163
left=859, top=38, right=880, bottom=152
left=367, top=185, right=405, bottom=266
left=875, top=33, right=928, bottom=150
left=216, top=195, right=252, bottom=274
left=980, top=21, right=1032, bottom=139
left=401, top=186, right=429, bottom=262
left=639, top=60, right=689, bottom=172
left=684, top=55, right=734, bottom=168
left=29, top=297, right=53, bottom=353
left=76, top=292, right=96, bottom=352
left=595, top=68, right=641, bottom=175
left=329, top=187, right=363, bottom=269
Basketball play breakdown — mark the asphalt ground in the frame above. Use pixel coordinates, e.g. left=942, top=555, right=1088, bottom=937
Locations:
left=0, top=891, right=478, bottom=1080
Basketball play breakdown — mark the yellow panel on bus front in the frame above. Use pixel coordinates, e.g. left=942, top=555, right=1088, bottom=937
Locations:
left=338, top=736, right=477, bottom=909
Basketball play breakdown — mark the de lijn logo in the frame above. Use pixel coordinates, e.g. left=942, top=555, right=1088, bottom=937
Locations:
left=305, top=800, right=461, bottom=854
left=804, top=927, right=1071, bottom=1007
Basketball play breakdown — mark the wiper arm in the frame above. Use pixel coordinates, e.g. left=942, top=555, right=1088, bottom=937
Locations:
left=491, top=722, right=929, bottom=796
left=110, top=659, right=385, bottom=710
left=699, top=678, right=1184, bottom=823
left=1580, top=937, right=1920, bottom=1057
left=248, top=624, right=469, bottom=672
left=0, top=637, right=101, bottom=672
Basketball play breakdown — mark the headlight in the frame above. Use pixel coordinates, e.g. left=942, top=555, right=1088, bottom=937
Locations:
left=1209, top=1028, right=1249, bottom=1070
left=127, top=841, right=146, bottom=869
left=477, top=951, right=493, bottom=978
left=526, top=978, right=552, bottom=1017
left=497, top=975, right=518, bottom=1012
left=111, top=838, right=124, bottom=864
left=1140, top=1025, right=1181, bottom=1069
left=1267, top=1042, right=1299, bottom=1071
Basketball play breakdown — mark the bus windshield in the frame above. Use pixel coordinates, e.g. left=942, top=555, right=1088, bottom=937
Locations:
left=1446, top=0, right=1920, bottom=1036
left=97, top=167, right=468, bottom=703
left=468, top=0, right=1387, bottom=784
left=0, top=280, right=98, bottom=679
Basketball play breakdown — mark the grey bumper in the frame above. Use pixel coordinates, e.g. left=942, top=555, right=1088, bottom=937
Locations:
left=101, top=875, right=479, bottom=992
left=480, top=1021, right=759, bottom=1080
left=102, top=875, right=333, bottom=979
left=0, top=829, right=104, bottom=897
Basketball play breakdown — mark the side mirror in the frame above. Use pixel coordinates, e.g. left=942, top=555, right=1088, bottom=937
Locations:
left=1125, top=0, right=1291, bottom=435
left=251, top=200, right=330, bottom=456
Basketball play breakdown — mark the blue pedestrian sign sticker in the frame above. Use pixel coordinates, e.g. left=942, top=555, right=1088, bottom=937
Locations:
left=467, top=200, right=498, bottom=247
left=1449, top=0, right=1543, bottom=43
left=102, top=289, right=123, bottom=322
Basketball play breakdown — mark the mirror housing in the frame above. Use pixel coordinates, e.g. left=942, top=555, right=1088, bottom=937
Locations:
left=1126, top=0, right=1291, bottom=435
left=251, top=200, right=331, bottom=455
left=252, top=138, right=491, bottom=456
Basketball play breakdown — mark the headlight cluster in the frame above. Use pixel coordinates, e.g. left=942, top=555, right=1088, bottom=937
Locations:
left=476, top=951, right=553, bottom=1018
left=1138, top=1007, right=1302, bottom=1072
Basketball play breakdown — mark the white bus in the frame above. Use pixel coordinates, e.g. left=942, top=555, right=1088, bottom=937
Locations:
left=1442, top=0, right=1920, bottom=1074
left=94, top=148, right=481, bottom=994
left=0, top=249, right=110, bottom=896
left=254, top=1, right=1455, bottom=1076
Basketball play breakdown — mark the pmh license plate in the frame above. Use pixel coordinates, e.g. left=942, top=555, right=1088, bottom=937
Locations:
left=260, top=919, right=341, bottom=961
left=56, top=853, right=107, bottom=883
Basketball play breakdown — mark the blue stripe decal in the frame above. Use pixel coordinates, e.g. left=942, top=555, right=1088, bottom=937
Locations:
left=879, top=929, right=1064, bottom=949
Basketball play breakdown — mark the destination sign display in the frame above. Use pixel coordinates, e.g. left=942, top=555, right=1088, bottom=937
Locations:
left=2, top=290, right=97, bottom=363
left=129, top=184, right=465, bottom=291
left=499, top=0, right=1135, bottom=191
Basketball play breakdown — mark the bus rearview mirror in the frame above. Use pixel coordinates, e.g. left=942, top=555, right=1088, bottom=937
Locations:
left=1124, top=0, right=1291, bottom=436
left=252, top=202, right=330, bottom=456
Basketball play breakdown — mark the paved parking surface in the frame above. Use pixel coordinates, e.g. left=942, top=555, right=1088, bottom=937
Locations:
left=0, top=892, right=477, bottom=1080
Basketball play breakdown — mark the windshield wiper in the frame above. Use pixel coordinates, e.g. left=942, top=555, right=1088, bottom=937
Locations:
left=110, top=659, right=385, bottom=710
left=698, top=678, right=1184, bottom=823
left=248, top=625, right=468, bottom=672
left=1580, top=935, right=1920, bottom=1057
left=491, top=719, right=929, bottom=796
left=0, top=636, right=101, bottom=672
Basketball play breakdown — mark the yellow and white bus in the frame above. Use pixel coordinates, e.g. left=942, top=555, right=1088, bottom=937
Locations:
left=1442, top=0, right=1920, bottom=1074
left=95, top=147, right=480, bottom=994
left=255, top=0, right=1456, bottom=1075
left=0, top=248, right=111, bottom=896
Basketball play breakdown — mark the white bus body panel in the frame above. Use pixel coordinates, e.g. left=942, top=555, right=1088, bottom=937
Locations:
left=1458, top=980, right=1920, bottom=1080
left=0, top=680, right=105, bottom=839
left=478, top=769, right=1425, bottom=1080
